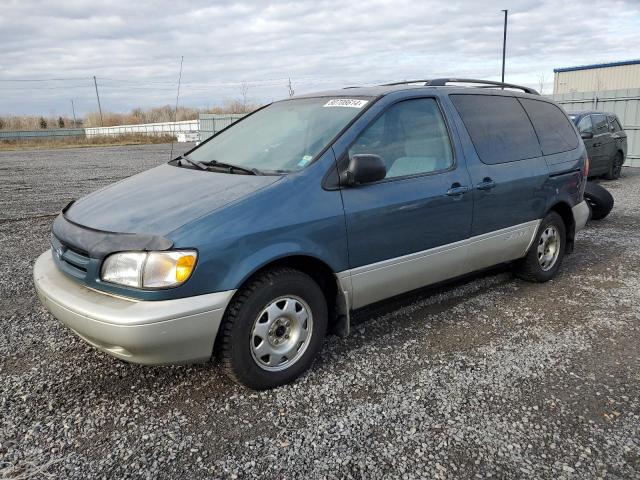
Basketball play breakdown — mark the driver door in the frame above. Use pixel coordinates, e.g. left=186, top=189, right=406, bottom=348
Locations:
left=338, top=97, right=473, bottom=308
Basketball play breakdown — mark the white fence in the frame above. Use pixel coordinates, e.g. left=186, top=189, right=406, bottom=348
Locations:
left=551, top=88, right=640, bottom=167
left=198, top=114, right=245, bottom=142
left=85, top=120, right=199, bottom=138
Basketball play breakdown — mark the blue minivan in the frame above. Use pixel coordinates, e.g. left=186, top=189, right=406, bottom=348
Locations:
left=34, top=79, right=590, bottom=389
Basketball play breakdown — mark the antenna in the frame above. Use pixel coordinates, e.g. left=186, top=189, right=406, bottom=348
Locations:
left=169, top=55, right=184, bottom=162
left=501, top=9, right=508, bottom=86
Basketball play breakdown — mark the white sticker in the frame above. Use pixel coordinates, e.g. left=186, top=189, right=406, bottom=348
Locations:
left=323, top=98, right=369, bottom=108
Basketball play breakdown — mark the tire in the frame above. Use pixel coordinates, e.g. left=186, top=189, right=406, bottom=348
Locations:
left=218, top=267, right=328, bottom=390
left=584, top=182, right=614, bottom=220
left=604, top=152, right=623, bottom=180
left=515, top=211, right=566, bottom=283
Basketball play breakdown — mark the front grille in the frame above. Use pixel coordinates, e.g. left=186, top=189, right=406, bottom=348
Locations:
left=51, top=235, right=90, bottom=280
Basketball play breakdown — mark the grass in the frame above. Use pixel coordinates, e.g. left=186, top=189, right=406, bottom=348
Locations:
left=0, top=134, right=178, bottom=151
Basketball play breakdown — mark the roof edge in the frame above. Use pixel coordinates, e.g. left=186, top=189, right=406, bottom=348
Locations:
left=554, top=59, right=640, bottom=73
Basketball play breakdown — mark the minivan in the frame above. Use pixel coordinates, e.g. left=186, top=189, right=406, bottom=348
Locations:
left=568, top=110, right=627, bottom=180
left=34, top=79, right=590, bottom=389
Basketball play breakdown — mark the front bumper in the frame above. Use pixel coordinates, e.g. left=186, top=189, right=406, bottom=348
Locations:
left=572, top=200, right=590, bottom=233
left=33, top=250, right=235, bottom=365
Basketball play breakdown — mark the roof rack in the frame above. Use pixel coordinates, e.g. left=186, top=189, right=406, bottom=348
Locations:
left=381, top=78, right=540, bottom=95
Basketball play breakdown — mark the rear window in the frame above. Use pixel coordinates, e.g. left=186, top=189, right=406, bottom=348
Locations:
left=450, top=94, right=541, bottom=164
left=519, top=98, right=578, bottom=155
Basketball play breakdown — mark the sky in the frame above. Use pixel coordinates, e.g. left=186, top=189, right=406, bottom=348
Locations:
left=1, top=0, right=640, bottom=116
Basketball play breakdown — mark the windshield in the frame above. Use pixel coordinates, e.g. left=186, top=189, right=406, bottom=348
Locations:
left=186, top=97, right=371, bottom=173
left=569, top=114, right=578, bottom=125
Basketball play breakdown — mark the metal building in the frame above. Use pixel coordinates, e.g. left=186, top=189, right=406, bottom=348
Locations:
left=553, top=59, right=640, bottom=94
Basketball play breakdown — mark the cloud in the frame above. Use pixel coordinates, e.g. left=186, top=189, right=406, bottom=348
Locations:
left=1, top=0, right=639, bottom=115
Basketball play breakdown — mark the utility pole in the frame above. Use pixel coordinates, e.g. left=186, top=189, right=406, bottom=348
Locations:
left=93, top=75, right=104, bottom=127
left=501, top=9, right=508, bottom=85
left=70, top=99, right=77, bottom=127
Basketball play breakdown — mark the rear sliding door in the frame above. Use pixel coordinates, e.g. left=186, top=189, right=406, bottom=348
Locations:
left=448, top=93, right=547, bottom=271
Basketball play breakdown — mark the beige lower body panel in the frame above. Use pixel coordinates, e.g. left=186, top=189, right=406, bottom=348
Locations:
left=33, top=251, right=235, bottom=365
left=341, top=220, right=541, bottom=309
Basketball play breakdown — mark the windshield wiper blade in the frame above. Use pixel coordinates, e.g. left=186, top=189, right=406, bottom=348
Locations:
left=176, top=155, right=208, bottom=171
left=203, top=160, right=262, bottom=176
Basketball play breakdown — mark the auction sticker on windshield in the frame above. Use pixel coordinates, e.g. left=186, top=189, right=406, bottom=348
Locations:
left=323, top=99, right=369, bottom=108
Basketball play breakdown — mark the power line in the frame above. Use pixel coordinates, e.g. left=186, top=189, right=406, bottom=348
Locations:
left=0, top=77, right=91, bottom=82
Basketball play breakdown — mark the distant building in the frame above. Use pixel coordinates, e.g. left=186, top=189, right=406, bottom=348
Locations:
left=553, top=59, right=640, bottom=94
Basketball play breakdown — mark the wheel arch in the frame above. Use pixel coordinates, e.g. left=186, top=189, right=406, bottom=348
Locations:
left=223, top=254, right=350, bottom=340
left=547, top=201, right=575, bottom=253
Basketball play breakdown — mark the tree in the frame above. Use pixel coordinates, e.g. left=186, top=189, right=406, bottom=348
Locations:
left=0, top=118, right=5, bottom=130
left=39, top=117, right=48, bottom=129
left=538, top=73, right=546, bottom=95
left=240, top=83, right=249, bottom=112
left=58, top=116, right=65, bottom=128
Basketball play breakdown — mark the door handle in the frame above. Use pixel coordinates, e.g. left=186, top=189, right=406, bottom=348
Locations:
left=446, top=184, right=470, bottom=196
left=593, top=142, right=602, bottom=147
left=476, top=178, right=496, bottom=191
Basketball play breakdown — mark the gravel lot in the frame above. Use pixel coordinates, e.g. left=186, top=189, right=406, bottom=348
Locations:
left=1, top=144, right=639, bottom=479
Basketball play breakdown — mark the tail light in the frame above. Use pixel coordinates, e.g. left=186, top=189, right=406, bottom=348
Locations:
left=584, top=156, right=590, bottom=178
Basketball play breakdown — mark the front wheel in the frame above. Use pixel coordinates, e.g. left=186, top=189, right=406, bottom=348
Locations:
left=515, top=211, right=566, bottom=282
left=218, top=267, right=328, bottom=389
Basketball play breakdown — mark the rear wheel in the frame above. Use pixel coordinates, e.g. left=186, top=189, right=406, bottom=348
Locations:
left=604, top=152, right=623, bottom=180
left=218, top=267, right=328, bottom=390
left=515, top=211, right=566, bottom=282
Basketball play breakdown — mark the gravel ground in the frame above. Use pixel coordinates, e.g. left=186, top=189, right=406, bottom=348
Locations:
left=1, top=144, right=639, bottom=479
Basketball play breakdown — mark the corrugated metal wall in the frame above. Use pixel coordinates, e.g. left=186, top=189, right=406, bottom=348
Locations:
left=0, top=128, right=85, bottom=139
left=554, top=63, right=640, bottom=94
left=85, top=120, right=198, bottom=137
left=198, top=114, right=245, bottom=142
left=551, top=88, right=640, bottom=167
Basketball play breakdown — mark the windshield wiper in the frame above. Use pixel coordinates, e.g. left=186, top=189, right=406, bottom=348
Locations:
left=176, top=155, right=208, bottom=171
left=202, top=160, right=262, bottom=176
left=176, top=155, right=262, bottom=175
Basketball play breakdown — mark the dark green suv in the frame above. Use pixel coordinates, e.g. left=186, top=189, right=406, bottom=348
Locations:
left=568, top=111, right=627, bottom=179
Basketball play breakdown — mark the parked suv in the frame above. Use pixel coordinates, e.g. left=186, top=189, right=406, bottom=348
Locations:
left=568, top=111, right=627, bottom=179
left=34, top=79, right=589, bottom=389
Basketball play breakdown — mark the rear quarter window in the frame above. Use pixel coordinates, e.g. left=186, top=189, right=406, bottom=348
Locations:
left=450, top=94, right=541, bottom=164
left=519, top=98, right=578, bottom=155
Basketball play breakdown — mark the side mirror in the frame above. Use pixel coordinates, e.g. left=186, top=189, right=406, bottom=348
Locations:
left=340, top=154, right=386, bottom=186
left=581, top=131, right=594, bottom=140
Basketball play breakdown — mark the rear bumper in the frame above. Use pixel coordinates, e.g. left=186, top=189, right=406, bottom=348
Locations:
left=33, top=250, right=235, bottom=365
left=572, top=200, right=590, bottom=233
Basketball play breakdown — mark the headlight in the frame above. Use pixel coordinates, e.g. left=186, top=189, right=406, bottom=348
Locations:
left=101, top=250, right=197, bottom=289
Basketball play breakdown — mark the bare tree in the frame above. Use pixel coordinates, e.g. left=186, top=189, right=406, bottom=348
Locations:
left=538, top=73, right=546, bottom=95
left=288, top=78, right=295, bottom=97
left=240, top=83, right=249, bottom=112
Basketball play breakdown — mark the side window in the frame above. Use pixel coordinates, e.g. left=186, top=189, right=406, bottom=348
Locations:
left=450, top=94, right=541, bottom=164
left=577, top=115, right=593, bottom=134
left=592, top=114, right=608, bottom=135
left=519, top=98, right=578, bottom=155
left=348, top=98, right=453, bottom=179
